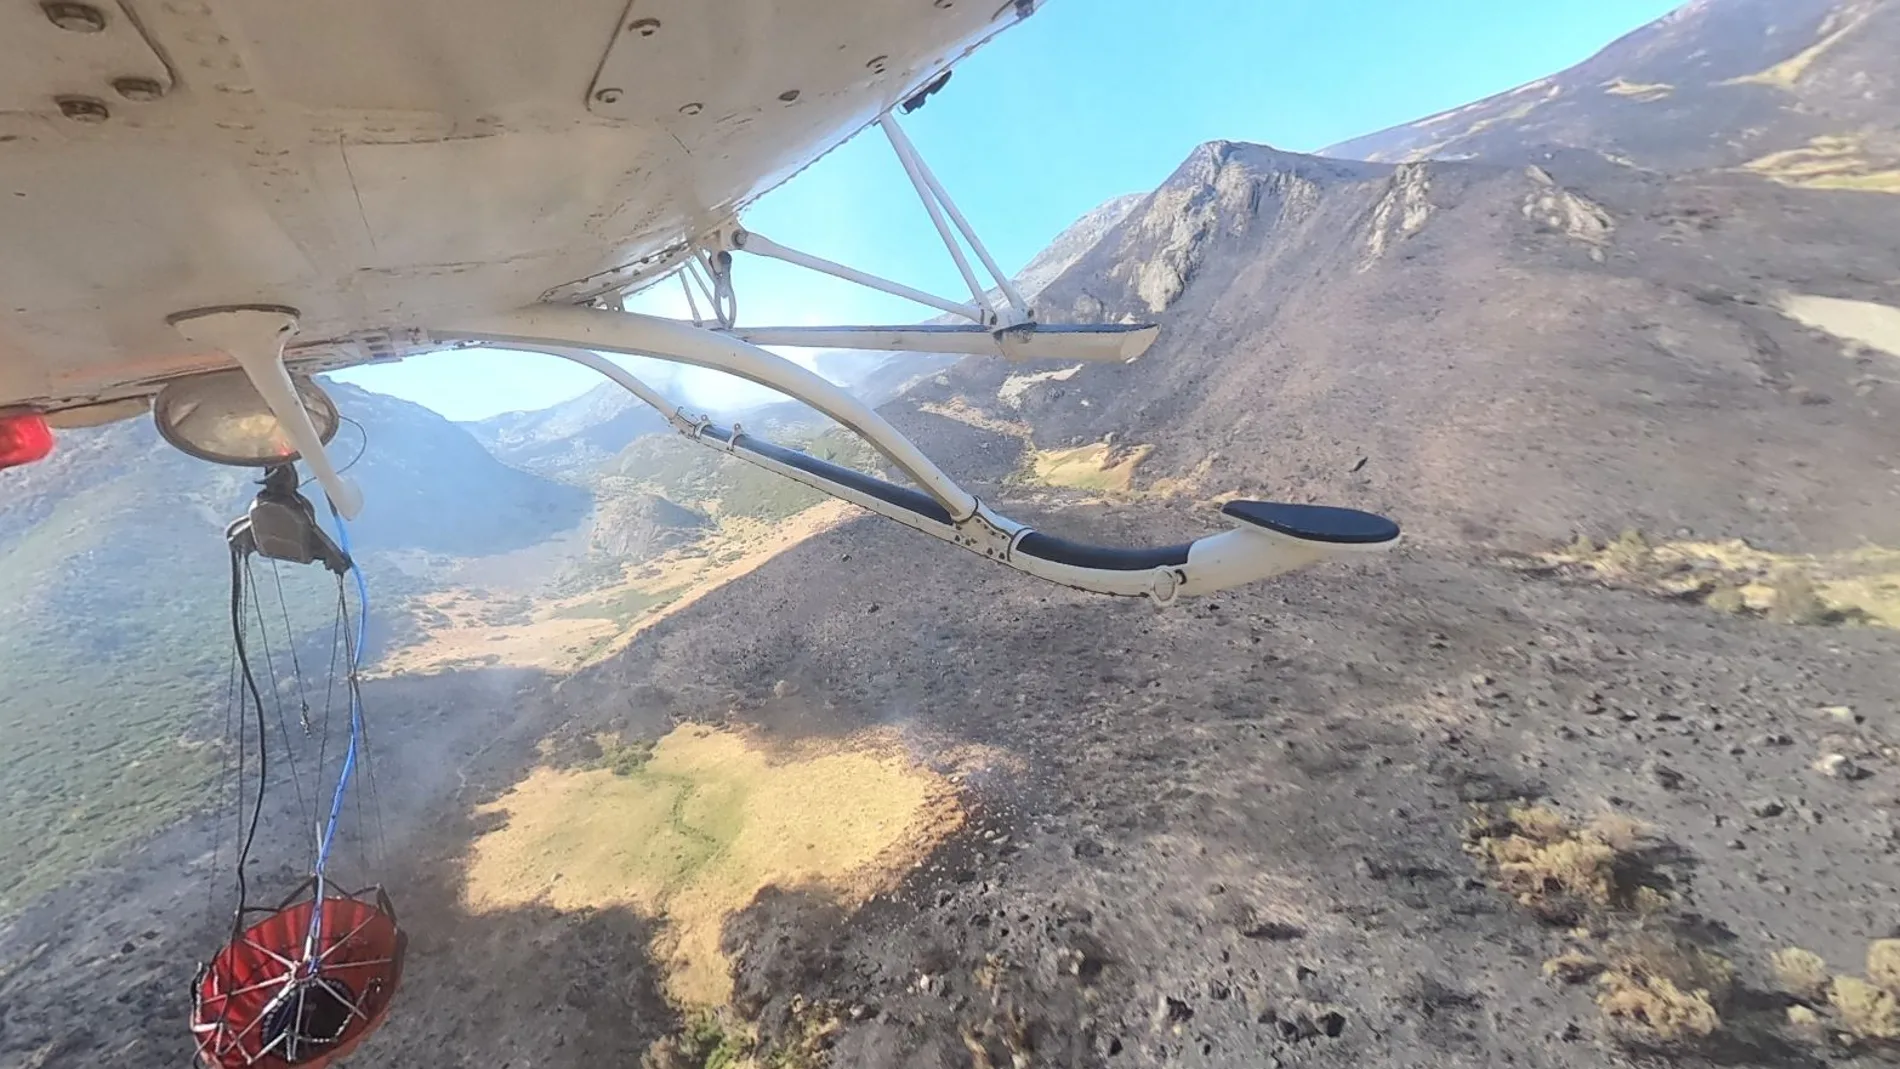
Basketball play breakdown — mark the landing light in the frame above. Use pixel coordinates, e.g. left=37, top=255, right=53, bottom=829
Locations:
left=153, top=368, right=340, bottom=467
left=0, top=409, right=55, bottom=470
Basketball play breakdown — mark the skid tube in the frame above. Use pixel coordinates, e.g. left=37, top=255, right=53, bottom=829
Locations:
left=431, top=306, right=1399, bottom=604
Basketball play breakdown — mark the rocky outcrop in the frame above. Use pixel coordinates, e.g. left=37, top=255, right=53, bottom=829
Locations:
left=588, top=489, right=711, bottom=561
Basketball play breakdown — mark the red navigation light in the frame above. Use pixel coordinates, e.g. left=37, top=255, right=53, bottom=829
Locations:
left=0, top=410, right=55, bottom=470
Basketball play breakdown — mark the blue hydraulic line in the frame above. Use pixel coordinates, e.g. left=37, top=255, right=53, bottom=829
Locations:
left=304, top=509, right=369, bottom=966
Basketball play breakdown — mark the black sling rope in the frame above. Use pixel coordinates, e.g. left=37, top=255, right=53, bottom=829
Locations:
left=226, top=542, right=269, bottom=937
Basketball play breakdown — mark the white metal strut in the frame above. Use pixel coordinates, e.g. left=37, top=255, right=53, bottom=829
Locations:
left=428, top=306, right=1401, bottom=604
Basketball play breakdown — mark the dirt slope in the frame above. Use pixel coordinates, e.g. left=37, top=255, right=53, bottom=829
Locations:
left=1325, top=0, right=1900, bottom=176
left=400, top=500, right=1899, bottom=1069
left=903, top=139, right=1900, bottom=552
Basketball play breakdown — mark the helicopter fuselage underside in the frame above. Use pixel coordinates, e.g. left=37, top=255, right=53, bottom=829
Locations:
left=0, top=0, right=1028, bottom=413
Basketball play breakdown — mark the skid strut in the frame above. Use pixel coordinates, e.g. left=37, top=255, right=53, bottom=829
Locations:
left=430, top=306, right=1399, bottom=603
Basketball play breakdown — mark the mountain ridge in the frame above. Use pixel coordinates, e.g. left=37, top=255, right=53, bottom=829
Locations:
left=1323, top=0, right=1900, bottom=181
left=900, top=121, right=1900, bottom=551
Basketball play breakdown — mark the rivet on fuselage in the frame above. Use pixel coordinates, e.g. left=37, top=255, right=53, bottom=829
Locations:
left=56, top=96, right=110, bottom=123
left=42, top=2, right=106, bottom=33
left=112, top=76, right=165, bottom=102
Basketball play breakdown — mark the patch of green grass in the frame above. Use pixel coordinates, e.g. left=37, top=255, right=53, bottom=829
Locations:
left=589, top=735, right=657, bottom=777
left=685, top=1008, right=755, bottom=1069
left=550, top=584, right=684, bottom=625
left=550, top=552, right=630, bottom=598
left=645, top=1008, right=756, bottom=1069
left=609, top=428, right=883, bottom=525
left=761, top=1001, right=845, bottom=1069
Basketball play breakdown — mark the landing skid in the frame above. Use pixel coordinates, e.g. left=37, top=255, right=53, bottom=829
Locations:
left=421, top=306, right=1398, bottom=602
left=152, top=108, right=1398, bottom=604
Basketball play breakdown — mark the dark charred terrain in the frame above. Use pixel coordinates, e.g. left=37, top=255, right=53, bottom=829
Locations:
left=1325, top=0, right=1900, bottom=173
left=4, top=1, right=1900, bottom=1068
left=919, top=140, right=1900, bottom=551
left=542, top=493, right=1899, bottom=1069
left=11, top=493, right=1896, bottom=1069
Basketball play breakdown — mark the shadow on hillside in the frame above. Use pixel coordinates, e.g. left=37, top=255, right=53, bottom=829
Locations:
left=0, top=663, right=568, bottom=1068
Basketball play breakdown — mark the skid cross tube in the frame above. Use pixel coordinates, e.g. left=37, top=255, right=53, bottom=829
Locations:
left=728, top=322, right=1161, bottom=364
left=432, top=306, right=1401, bottom=602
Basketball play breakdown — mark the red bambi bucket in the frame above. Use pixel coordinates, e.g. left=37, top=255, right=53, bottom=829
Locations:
left=190, top=887, right=406, bottom=1068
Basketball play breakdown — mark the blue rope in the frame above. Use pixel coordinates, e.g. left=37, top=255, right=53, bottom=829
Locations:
left=313, top=514, right=367, bottom=878
left=305, top=510, right=368, bottom=963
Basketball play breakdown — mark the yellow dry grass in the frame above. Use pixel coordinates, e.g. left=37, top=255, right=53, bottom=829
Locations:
left=996, top=364, right=1084, bottom=409
left=1463, top=805, right=1663, bottom=919
left=1604, top=79, right=1674, bottom=101
left=1722, top=4, right=1876, bottom=90
left=1598, top=971, right=1722, bottom=1042
left=1455, top=97, right=1549, bottom=139
left=1146, top=453, right=1222, bottom=500
left=1743, top=136, right=1900, bottom=194
left=1026, top=442, right=1153, bottom=494
left=1464, top=807, right=1770, bottom=1049
left=581, top=501, right=858, bottom=666
left=1595, top=934, right=1734, bottom=1044
left=1400, top=139, right=1459, bottom=164
left=915, top=398, right=1034, bottom=439
left=1870, top=940, right=1900, bottom=994
left=1774, top=947, right=1833, bottom=1000
left=1776, top=293, right=1900, bottom=358
left=1540, top=535, right=1900, bottom=630
left=1544, top=951, right=1606, bottom=984
left=373, top=598, right=620, bottom=677
left=1761, top=940, right=1900, bottom=1048
left=1830, top=976, right=1900, bottom=1041
left=462, top=723, right=965, bottom=1007
left=375, top=501, right=857, bottom=678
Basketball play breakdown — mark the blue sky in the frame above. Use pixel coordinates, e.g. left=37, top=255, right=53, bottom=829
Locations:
left=337, top=0, right=1683, bottom=422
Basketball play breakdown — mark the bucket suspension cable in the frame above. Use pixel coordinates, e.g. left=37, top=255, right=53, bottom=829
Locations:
left=192, top=463, right=405, bottom=1069
left=304, top=512, right=371, bottom=963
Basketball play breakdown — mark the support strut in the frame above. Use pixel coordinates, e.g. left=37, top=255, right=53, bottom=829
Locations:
left=436, top=305, right=980, bottom=523
left=430, top=306, right=1400, bottom=602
